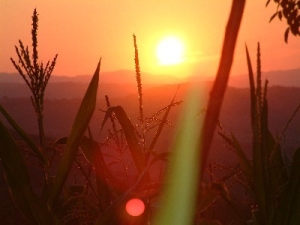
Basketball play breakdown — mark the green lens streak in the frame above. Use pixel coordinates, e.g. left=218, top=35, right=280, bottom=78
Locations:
left=153, top=88, right=203, bottom=225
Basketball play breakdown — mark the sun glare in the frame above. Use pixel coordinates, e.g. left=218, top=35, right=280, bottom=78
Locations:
left=156, top=36, right=184, bottom=65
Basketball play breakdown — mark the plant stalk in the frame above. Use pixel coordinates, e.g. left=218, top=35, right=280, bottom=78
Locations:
left=199, top=0, right=246, bottom=177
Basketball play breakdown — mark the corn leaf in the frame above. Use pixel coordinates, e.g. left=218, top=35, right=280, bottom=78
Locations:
left=230, top=134, right=253, bottom=188
left=149, top=88, right=179, bottom=152
left=100, top=106, right=146, bottom=174
left=200, top=0, right=246, bottom=176
left=79, top=135, right=117, bottom=211
left=0, top=105, right=46, bottom=164
left=49, top=60, right=100, bottom=207
left=0, top=120, right=56, bottom=225
left=246, top=44, right=269, bottom=223
left=198, top=182, right=229, bottom=212
left=266, top=131, right=288, bottom=193
left=279, top=147, right=300, bottom=224
left=245, top=45, right=256, bottom=131
left=94, top=165, right=149, bottom=224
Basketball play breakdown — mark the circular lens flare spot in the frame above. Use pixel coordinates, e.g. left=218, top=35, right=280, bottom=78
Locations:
left=126, top=198, right=145, bottom=216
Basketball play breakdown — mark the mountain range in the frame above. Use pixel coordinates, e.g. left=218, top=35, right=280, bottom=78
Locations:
left=1, top=67, right=300, bottom=88
left=1, top=67, right=300, bottom=158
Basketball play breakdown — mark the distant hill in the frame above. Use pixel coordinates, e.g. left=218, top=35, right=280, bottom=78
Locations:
left=1, top=84, right=300, bottom=158
left=0, top=70, right=185, bottom=99
left=227, top=68, right=300, bottom=87
left=0, top=70, right=183, bottom=85
left=1, top=68, right=300, bottom=100
left=1, top=67, right=300, bottom=87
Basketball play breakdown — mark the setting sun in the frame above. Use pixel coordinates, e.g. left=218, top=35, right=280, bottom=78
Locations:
left=156, top=36, right=185, bottom=65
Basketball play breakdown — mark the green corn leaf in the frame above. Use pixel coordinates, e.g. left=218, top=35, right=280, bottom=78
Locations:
left=256, top=93, right=270, bottom=220
left=246, top=44, right=269, bottom=223
left=279, top=147, right=300, bottom=224
left=94, top=165, right=149, bottom=224
left=79, top=135, right=117, bottom=211
left=79, top=135, right=116, bottom=184
left=79, top=135, right=97, bottom=165
left=0, top=105, right=46, bottom=164
left=149, top=88, right=179, bottom=152
left=218, top=130, right=253, bottom=191
left=55, top=134, right=117, bottom=211
left=49, top=60, right=100, bottom=207
left=152, top=89, right=202, bottom=225
left=266, top=131, right=288, bottom=193
left=149, top=152, right=169, bottom=165
left=100, top=106, right=146, bottom=174
left=0, top=120, right=56, bottom=225
left=230, top=134, right=253, bottom=188
left=198, top=181, right=247, bottom=224
left=245, top=45, right=257, bottom=131
left=198, top=182, right=229, bottom=212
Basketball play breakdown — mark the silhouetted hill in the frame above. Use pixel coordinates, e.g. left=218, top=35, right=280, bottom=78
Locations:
left=2, top=67, right=300, bottom=88
left=0, top=70, right=183, bottom=85
left=227, top=68, right=300, bottom=87
left=1, top=70, right=300, bottom=225
left=1, top=83, right=300, bottom=161
left=1, top=68, right=300, bottom=162
left=0, top=70, right=184, bottom=99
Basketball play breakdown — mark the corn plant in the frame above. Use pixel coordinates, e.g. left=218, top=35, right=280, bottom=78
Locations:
left=153, top=0, right=247, bottom=224
left=0, top=1, right=262, bottom=224
left=0, top=60, right=100, bottom=224
left=10, top=8, right=58, bottom=152
left=55, top=34, right=186, bottom=224
left=219, top=43, right=300, bottom=225
left=0, top=8, right=101, bottom=224
left=9, top=8, right=58, bottom=198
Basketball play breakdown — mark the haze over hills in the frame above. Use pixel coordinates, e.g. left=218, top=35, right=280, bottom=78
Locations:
left=1, top=67, right=300, bottom=199
left=0, top=70, right=183, bottom=84
left=1, top=67, right=300, bottom=88
left=227, top=68, right=300, bottom=87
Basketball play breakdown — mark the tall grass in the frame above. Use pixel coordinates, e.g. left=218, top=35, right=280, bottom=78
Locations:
left=0, top=9, right=101, bottom=224
left=219, top=43, right=300, bottom=225
left=4, top=0, right=299, bottom=224
left=10, top=8, right=58, bottom=152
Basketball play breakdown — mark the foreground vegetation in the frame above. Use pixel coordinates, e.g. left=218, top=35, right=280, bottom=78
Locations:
left=1, top=1, right=300, bottom=224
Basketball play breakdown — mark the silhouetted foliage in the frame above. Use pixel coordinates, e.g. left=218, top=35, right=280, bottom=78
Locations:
left=10, top=8, right=58, bottom=150
left=267, top=0, right=300, bottom=42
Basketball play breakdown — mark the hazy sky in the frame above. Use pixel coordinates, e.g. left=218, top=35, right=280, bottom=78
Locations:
left=1, top=1, right=300, bottom=80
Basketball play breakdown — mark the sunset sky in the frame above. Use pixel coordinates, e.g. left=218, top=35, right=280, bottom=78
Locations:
left=1, top=1, right=300, bottom=80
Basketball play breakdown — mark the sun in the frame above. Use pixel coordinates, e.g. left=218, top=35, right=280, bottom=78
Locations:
left=156, top=36, right=185, bottom=65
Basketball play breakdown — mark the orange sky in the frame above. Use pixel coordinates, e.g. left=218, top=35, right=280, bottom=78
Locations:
left=1, top=0, right=300, bottom=80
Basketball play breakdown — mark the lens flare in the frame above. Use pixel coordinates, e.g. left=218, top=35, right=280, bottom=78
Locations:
left=156, top=36, right=184, bottom=65
left=125, top=198, right=145, bottom=216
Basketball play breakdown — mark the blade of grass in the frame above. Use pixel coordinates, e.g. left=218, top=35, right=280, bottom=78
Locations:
left=279, top=147, right=300, bottom=224
left=94, top=165, right=150, bottom=224
left=149, top=86, right=179, bottom=152
left=80, top=135, right=116, bottom=211
left=246, top=43, right=268, bottom=223
left=245, top=45, right=257, bottom=131
left=0, top=120, right=56, bottom=224
left=100, top=106, right=146, bottom=174
left=0, top=105, right=46, bottom=164
left=49, top=59, right=101, bottom=207
left=230, top=134, right=254, bottom=188
left=133, top=34, right=144, bottom=123
left=200, top=0, right=246, bottom=175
